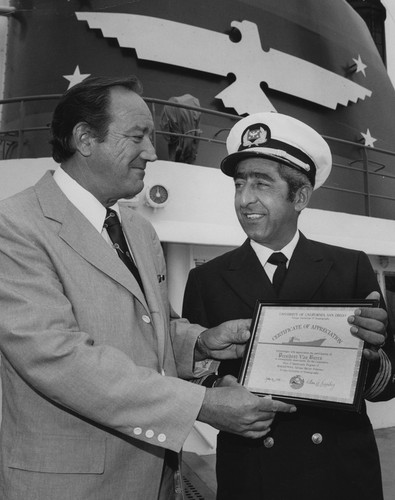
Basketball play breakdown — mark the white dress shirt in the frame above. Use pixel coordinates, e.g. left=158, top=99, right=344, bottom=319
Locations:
left=53, top=167, right=128, bottom=251
left=250, top=231, right=300, bottom=282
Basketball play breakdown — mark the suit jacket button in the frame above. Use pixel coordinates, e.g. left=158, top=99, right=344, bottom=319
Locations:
left=158, top=433, right=167, bottom=443
left=312, top=433, right=323, bottom=444
left=145, top=429, right=154, bottom=438
left=133, top=427, right=142, bottom=436
left=263, top=436, right=274, bottom=448
left=142, top=315, right=151, bottom=323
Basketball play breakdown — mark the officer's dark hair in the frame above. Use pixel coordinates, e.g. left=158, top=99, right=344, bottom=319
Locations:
left=50, top=75, right=143, bottom=163
left=278, top=163, right=312, bottom=201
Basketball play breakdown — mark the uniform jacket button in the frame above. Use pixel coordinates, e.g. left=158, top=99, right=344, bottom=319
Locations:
left=312, top=433, right=323, bottom=444
left=145, top=429, right=154, bottom=438
left=142, top=315, right=151, bottom=323
left=263, top=436, right=274, bottom=448
left=158, top=433, right=167, bottom=443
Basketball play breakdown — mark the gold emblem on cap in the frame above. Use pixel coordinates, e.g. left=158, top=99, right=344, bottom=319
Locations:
left=241, top=125, right=269, bottom=149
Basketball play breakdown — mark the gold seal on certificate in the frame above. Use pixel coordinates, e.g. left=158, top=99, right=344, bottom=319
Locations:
left=238, top=300, right=378, bottom=411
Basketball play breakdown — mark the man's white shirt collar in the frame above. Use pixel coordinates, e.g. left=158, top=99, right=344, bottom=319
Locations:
left=250, top=231, right=300, bottom=273
left=53, top=167, right=119, bottom=232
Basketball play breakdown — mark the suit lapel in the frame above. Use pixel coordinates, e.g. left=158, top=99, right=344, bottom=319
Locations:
left=35, top=172, right=147, bottom=307
left=221, top=239, right=277, bottom=310
left=119, top=204, right=162, bottom=310
left=280, top=232, right=333, bottom=300
left=221, top=234, right=334, bottom=307
left=120, top=203, right=168, bottom=366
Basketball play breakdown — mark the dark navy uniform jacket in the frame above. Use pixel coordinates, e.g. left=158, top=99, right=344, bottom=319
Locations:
left=183, top=233, right=395, bottom=500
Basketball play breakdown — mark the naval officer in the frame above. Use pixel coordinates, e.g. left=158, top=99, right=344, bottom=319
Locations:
left=183, top=112, right=395, bottom=500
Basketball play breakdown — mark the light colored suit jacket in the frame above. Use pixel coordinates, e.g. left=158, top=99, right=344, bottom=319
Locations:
left=0, top=171, right=206, bottom=500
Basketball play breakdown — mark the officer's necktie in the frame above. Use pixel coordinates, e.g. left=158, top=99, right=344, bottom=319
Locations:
left=104, top=209, right=145, bottom=294
left=267, top=252, right=288, bottom=295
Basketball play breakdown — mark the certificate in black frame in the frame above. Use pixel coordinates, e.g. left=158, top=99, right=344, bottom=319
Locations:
left=238, top=299, right=379, bottom=412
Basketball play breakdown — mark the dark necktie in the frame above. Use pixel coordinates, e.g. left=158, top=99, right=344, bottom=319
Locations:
left=268, top=252, right=288, bottom=295
left=104, top=209, right=145, bottom=294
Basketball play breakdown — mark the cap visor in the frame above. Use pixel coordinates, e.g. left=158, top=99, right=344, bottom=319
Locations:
left=220, top=151, right=300, bottom=177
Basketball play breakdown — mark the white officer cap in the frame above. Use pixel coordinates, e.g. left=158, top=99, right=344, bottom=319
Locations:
left=221, top=112, right=332, bottom=189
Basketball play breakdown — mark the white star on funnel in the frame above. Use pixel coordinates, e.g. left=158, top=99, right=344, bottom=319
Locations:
left=361, top=129, right=377, bottom=148
left=352, top=55, right=367, bottom=77
left=63, top=66, right=91, bottom=89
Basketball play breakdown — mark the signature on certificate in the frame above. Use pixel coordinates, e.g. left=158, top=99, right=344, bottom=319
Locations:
left=306, top=378, right=335, bottom=390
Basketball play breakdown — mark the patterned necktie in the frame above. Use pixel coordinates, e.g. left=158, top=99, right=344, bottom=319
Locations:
left=268, top=252, right=288, bottom=295
left=104, top=209, right=145, bottom=294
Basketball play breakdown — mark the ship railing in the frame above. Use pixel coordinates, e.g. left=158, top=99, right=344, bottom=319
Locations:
left=0, top=94, right=395, bottom=219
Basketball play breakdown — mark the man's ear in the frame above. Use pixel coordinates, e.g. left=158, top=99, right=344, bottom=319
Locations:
left=72, top=122, right=95, bottom=157
left=294, top=184, right=313, bottom=213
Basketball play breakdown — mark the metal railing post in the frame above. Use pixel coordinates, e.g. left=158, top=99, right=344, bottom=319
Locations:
left=361, top=146, right=371, bottom=216
left=17, top=100, right=25, bottom=158
left=151, top=101, right=157, bottom=150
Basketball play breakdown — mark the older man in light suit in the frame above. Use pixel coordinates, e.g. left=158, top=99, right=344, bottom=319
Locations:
left=0, top=77, right=296, bottom=500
